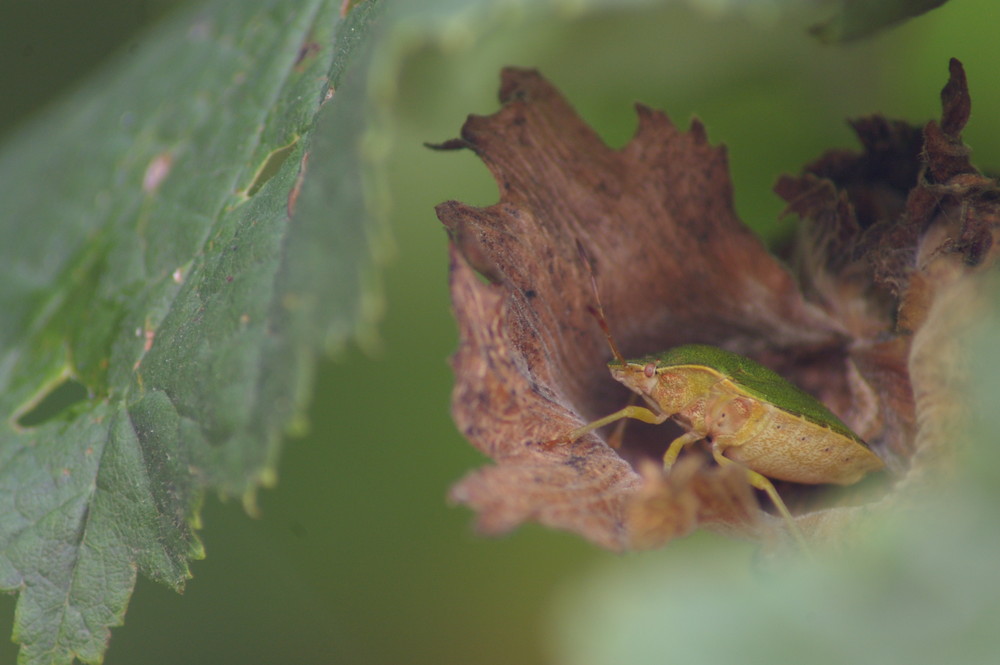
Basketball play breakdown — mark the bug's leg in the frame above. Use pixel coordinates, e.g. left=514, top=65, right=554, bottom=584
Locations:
left=606, top=393, right=639, bottom=449
left=545, top=405, right=668, bottom=447
left=662, top=431, right=703, bottom=469
left=710, top=448, right=810, bottom=551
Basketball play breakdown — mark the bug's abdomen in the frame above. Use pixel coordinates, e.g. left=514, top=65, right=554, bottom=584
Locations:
left=719, top=404, right=883, bottom=486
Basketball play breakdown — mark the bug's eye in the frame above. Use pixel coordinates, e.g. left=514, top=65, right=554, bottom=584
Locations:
left=643, top=363, right=656, bottom=378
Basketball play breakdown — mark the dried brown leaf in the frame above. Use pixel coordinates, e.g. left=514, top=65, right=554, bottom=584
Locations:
left=437, top=68, right=864, bottom=550
left=438, top=60, right=998, bottom=552
left=776, top=58, right=1000, bottom=498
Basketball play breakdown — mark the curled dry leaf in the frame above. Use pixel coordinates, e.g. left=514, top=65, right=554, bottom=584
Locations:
left=775, top=58, right=1000, bottom=540
left=435, top=59, right=998, bottom=551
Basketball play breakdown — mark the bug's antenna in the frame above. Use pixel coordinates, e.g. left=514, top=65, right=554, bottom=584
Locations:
left=575, top=239, right=626, bottom=364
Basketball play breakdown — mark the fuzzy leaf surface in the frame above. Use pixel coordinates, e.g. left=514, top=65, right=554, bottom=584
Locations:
left=0, top=1, right=384, bottom=663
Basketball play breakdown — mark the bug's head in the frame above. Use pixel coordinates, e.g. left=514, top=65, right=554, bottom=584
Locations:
left=582, top=280, right=660, bottom=398
left=609, top=356, right=661, bottom=397
left=581, top=277, right=664, bottom=401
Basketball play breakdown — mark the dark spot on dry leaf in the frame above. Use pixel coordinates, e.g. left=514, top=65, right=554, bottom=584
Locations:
left=438, top=61, right=999, bottom=552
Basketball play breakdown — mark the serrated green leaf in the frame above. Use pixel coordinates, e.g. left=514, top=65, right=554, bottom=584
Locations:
left=0, top=1, right=385, bottom=663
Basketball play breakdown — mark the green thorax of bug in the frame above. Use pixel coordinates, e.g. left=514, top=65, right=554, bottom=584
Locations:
left=606, top=344, right=883, bottom=486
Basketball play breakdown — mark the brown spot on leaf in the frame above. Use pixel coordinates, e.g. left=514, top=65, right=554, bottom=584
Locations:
left=142, top=152, right=173, bottom=193
left=287, top=151, right=309, bottom=218
left=294, top=41, right=321, bottom=69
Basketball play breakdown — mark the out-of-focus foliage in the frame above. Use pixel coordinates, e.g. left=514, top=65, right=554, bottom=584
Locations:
left=0, top=1, right=383, bottom=662
left=0, top=0, right=996, bottom=664
left=813, top=0, right=950, bottom=42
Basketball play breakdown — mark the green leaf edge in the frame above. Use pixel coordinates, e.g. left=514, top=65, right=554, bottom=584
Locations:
left=0, top=1, right=389, bottom=663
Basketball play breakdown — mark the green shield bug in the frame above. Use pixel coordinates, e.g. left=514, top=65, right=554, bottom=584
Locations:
left=555, top=246, right=885, bottom=545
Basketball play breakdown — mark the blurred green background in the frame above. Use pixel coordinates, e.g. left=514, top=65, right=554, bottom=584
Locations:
left=1, top=1, right=998, bottom=664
